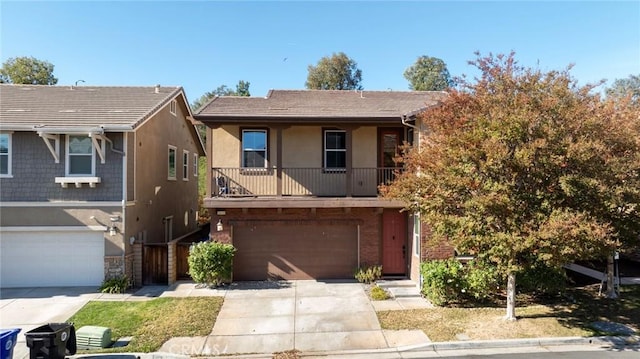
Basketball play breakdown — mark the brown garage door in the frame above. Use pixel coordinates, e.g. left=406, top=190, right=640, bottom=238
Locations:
left=233, top=223, right=357, bottom=280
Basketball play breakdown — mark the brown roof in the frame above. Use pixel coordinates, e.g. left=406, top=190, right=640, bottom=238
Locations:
left=195, top=89, right=446, bottom=123
left=0, top=84, right=185, bottom=131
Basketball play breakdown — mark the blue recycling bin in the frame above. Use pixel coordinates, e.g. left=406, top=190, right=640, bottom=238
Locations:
left=1, top=328, right=21, bottom=359
left=25, top=323, right=75, bottom=359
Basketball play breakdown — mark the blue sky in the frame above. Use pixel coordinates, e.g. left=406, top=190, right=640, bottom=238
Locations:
left=1, top=1, right=639, bottom=103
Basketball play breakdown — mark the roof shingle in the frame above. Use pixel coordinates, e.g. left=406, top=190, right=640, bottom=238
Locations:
left=195, top=89, right=446, bottom=120
left=0, top=84, right=183, bottom=131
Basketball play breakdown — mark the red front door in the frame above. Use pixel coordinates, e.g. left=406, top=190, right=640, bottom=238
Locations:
left=382, top=210, right=407, bottom=275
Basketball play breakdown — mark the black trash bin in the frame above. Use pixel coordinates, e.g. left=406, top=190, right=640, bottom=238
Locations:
left=25, top=323, right=76, bottom=359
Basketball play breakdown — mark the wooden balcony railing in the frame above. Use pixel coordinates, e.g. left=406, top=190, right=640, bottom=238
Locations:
left=211, top=167, right=400, bottom=197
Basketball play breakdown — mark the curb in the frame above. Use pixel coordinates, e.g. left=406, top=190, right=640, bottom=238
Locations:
left=68, top=335, right=640, bottom=359
left=404, top=335, right=640, bottom=352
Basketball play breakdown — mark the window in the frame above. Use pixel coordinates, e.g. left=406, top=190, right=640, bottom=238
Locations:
left=182, top=150, right=189, bottom=181
left=193, top=153, right=198, bottom=177
left=241, top=129, right=267, bottom=168
left=0, top=133, right=12, bottom=177
left=170, top=100, right=177, bottom=115
left=168, top=145, right=177, bottom=180
left=66, top=135, right=94, bottom=176
left=324, top=130, right=346, bottom=169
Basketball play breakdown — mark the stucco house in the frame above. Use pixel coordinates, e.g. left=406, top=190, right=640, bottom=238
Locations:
left=0, top=84, right=205, bottom=288
left=194, top=89, right=453, bottom=284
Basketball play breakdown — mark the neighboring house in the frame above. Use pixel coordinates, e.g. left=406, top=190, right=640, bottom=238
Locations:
left=0, top=84, right=205, bottom=288
left=194, top=89, right=453, bottom=283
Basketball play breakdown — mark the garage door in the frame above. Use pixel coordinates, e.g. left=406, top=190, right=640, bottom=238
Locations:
left=0, top=229, right=105, bottom=288
left=233, top=224, right=357, bottom=280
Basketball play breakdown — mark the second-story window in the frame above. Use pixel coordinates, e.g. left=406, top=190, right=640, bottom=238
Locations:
left=168, top=145, right=177, bottom=180
left=0, top=133, right=12, bottom=177
left=170, top=100, right=177, bottom=116
left=242, top=129, right=267, bottom=168
left=67, top=135, right=94, bottom=176
left=182, top=150, right=189, bottom=181
left=324, top=129, right=346, bottom=170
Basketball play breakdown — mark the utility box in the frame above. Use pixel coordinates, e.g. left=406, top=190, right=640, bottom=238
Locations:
left=75, top=326, right=111, bottom=350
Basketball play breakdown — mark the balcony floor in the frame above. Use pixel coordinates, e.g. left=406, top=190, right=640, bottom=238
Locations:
left=203, top=195, right=405, bottom=209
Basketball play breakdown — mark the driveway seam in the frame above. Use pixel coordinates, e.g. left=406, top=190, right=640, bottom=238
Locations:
left=293, top=280, right=298, bottom=350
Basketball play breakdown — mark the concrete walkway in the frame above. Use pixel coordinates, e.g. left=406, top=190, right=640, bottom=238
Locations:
left=159, top=280, right=431, bottom=355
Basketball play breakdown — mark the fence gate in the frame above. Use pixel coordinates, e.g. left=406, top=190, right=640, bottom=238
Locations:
left=143, top=244, right=168, bottom=285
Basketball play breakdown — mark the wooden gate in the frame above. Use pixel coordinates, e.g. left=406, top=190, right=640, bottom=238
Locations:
left=143, top=244, right=168, bottom=285
left=177, top=242, right=192, bottom=280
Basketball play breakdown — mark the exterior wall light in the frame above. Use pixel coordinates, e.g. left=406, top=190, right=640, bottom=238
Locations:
left=216, top=219, right=223, bottom=232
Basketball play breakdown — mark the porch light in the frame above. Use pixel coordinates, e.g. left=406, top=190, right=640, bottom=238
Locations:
left=109, top=226, right=117, bottom=236
left=216, top=219, right=223, bottom=232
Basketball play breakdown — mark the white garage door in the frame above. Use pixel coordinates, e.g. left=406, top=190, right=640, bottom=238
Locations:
left=0, top=229, right=105, bottom=288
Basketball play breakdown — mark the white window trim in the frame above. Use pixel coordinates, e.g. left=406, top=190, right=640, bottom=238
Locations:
left=168, top=145, right=177, bottom=180
left=193, top=153, right=198, bottom=177
left=182, top=150, right=189, bottom=181
left=65, top=134, right=95, bottom=177
left=170, top=100, right=177, bottom=116
left=324, top=129, right=346, bottom=170
left=0, top=132, right=13, bottom=178
left=241, top=129, right=268, bottom=168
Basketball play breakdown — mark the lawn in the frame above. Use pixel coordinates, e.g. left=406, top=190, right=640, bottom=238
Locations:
left=377, top=285, right=640, bottom=342
left=68, top=297, right=223, bottom=352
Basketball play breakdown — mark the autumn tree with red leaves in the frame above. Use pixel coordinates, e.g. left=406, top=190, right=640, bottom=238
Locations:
left=384, top=52, right=640, bottom=320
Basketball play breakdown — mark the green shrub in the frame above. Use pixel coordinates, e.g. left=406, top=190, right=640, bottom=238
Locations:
left=99, top=275, right=130, bottom=294
left=188, top=241, right=236, bottom=287
left=354, top=264, right=383, bottom=284
left=464, top=260, right=500, bottom=300
left=370, top=285, right=390, bottom=300
left=420, top=259, right=464, bottom=305
left=517, top=262, right=566, bottom=296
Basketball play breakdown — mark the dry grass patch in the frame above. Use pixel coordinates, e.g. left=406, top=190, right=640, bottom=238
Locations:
left=378, top=285, right=640, bottom=342
left=378, top=306, right=590, bottom=342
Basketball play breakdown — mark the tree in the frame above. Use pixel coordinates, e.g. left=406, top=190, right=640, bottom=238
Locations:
left=191, top=80, right=251, bottom=112
left=305, top=52, right=363, bottom=90
left=404, top=55, right=453, bottom=91
left=383, top=52, right=640, bottom=320
left=606, top=74, right=640, bottom=105
left=0, top=56, right=58, bottom=85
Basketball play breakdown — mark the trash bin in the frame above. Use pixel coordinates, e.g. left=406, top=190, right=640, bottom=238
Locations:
left=1, top=328, right=21, bottom=359
left=25, top=323, right=76, bottom=359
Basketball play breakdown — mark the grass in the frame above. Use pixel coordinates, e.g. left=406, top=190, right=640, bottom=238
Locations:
left=68, top=297, right=223, bottom=352
left=377, top=285, right=640, bottom=342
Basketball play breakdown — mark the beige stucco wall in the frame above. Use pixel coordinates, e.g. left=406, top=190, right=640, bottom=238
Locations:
left=125, top=96, right=201, bottom=245
left=214, top=125, right=380, bottom=169
left=352, top=127, right=377, bottom=168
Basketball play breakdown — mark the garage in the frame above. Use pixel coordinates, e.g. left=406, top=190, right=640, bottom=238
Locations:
left=0, top=228, right=105, bottom=288
left=232, top=223, right=358, bottom=280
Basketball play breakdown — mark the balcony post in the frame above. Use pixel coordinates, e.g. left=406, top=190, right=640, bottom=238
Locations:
left=276, top=126, right=284, bottom=196
left=206, top=125, right=214, bottom=198
left=345, top=126, right=353, bottom=197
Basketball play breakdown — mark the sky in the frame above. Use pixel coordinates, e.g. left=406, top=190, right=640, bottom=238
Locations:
left=1, top=0, right=639, bottom=104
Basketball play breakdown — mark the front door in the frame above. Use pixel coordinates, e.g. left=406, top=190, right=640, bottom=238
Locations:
left=382, top=210, right=407, bottom=275
left=378, top=128, right=403, bottom=185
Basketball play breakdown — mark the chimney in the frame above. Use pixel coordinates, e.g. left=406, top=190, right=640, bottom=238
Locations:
left=155, top=85, right=160, bottom=94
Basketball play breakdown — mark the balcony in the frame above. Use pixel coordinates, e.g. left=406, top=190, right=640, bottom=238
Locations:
left=205, top=167, right=405, bottom=209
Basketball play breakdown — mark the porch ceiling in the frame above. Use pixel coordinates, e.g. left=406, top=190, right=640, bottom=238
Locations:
left=203, top=196, right=406, bottom=209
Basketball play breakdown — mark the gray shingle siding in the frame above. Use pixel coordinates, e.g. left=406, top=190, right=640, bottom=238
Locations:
left=0, top=132, right=124, bottom=202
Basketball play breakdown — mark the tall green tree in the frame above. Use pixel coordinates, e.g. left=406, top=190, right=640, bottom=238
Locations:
left=606, top=74, right=640, bottom=105
left=191, top=80, right=251, bottom=112
left=384, top=52, right=640, bottom=320
left=305, top=52, right=363, bottom=90
left=404, top=55, right=453, bottom=91
left=0, top=56, right=58, bottom=85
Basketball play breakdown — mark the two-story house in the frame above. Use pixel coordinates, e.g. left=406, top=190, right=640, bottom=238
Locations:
left=194, top=89, right=452, bottom=284
left=0, top=84, right=205, bottom=288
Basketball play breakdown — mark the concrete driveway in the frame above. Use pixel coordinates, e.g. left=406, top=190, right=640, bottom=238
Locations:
left=161, top=280, right=429, bottom=355
left=0, top=287, right=103, bottom=359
